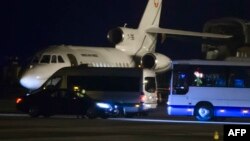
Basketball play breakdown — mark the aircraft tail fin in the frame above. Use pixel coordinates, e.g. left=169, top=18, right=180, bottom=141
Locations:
left=115, top=0, right=232, bottom=56
left=114, top=0, right=163, bottom=56
left=138, top=0, right=162, bottom=30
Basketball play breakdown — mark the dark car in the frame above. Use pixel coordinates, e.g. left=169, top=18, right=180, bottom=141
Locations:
left=16, top=88, right=118, bottom=119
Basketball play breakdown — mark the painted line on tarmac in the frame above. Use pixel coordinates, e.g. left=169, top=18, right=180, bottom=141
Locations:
left=110, top=118, right=250, bottom=125
left=0, top=113, right=28, bottom=117
left=0, top=113, right=79, bottom=119
left=1, top=113, right=250, bottom=125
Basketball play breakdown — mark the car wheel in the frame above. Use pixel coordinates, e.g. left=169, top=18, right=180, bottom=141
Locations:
left=124, top=113, right=135, bottom=118
left=86, top=106, right=97, bottom=119
left=195, top=104, right=214, bottom=121
left=100, top=113, right=109, bottom=119
left=139, top=112, right=148, bottom=116
left=28, top=106, right=40, bottom=118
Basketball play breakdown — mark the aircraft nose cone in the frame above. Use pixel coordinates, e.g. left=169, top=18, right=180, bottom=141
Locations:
left=20, top=74, right=43, bottom=90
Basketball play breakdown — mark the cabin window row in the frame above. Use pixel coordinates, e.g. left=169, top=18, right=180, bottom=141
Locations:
left=173, top=65, right=250, bottom=89
left=89, top=62, right=130, bottom=67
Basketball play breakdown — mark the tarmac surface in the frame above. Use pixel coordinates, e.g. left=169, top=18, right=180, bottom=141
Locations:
left=1, top=99, right=250, bottom=141
left=0, top=115, right=224, bottom=141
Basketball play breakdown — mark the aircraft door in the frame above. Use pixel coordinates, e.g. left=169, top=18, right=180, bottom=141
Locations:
left=67, top=54, right=78, bottom=66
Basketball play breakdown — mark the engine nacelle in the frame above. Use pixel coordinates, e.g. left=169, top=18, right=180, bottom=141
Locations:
left=107, top=27, right=138, bottom=45
left=141, top=53, right=171, bottom=73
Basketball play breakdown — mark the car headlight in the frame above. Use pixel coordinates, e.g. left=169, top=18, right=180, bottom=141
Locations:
left=96, top=102, right=112, bottom=109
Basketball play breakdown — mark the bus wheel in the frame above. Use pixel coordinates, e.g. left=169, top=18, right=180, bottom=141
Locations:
left=194, top=104, right=213, bottom=121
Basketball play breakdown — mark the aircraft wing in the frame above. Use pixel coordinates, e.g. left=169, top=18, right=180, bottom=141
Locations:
left=146, top=27, right=232, bottom=39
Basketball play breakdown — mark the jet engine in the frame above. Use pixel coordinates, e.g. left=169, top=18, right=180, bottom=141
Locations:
left=141, top=53, right=171, bottom=73
left=107, top=27, right=137, bottom=45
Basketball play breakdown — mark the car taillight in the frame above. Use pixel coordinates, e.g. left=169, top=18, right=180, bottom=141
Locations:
left=16, top=98, right=22, bottom=104
left=140, top=92, right=146, bottom=102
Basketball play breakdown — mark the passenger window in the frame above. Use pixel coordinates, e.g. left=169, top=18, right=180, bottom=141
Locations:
left=51, top=55, right=57, bottom=63
left=215, top=78, right=226, bottom=87
left=51, top=77, right=62, bottom=86
left=234, top=79, right=245, bottom=88
left=44, top=77, right=62, bottom=89
left=58, top=55, right=65, bottom=63
left=40, top=55, right=51, bottom=63
left=228, top=69, right=246, bottom=88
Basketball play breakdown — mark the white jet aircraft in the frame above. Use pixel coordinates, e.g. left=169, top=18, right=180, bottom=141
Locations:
left=20, top=0, right=232, bottom=90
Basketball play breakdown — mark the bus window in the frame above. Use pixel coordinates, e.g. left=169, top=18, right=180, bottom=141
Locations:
left=173, top=72, right=188, bottom=94
left=190, top=66, right=227, bottom=87
left=234, top=79, right=245, bottom=88
left=215, top=77, right=226, bottom=87
left=203, top=74, right=226, bottom=87
left=145, top=77, right=156, bottom=93
left=193, top=70, right=203, bottom=86
left=229, top=67, right=249, bottom=88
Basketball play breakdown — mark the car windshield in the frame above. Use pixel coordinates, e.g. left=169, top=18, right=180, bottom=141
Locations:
left=44, top=77, right=62, bottom=89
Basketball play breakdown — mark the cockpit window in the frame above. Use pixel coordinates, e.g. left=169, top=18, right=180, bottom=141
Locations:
left=51, top=55, right=57, bottom=63
left=40, top=55, right=51, bottom=63
left=58, top=55, right=65, bottom=63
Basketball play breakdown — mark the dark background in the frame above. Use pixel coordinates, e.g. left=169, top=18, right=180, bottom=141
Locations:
left=1, top=0, right=250, bottom=65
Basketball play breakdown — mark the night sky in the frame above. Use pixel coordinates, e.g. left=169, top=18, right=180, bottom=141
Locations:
left=2, top=0, right=250, bottom=65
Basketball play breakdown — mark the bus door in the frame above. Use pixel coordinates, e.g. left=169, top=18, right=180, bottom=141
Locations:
left=172, top=72, right=189, bottom=95
left=170, top=71, right=190, bottom=103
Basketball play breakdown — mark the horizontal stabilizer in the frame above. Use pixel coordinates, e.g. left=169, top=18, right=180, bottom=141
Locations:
left=146, top=27, right=232, bottom=39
